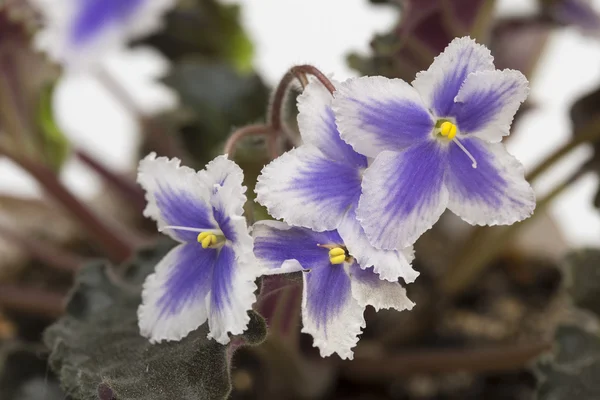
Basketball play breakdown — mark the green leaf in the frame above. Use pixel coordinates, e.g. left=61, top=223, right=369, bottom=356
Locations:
left=564, top=249, right=600, bottom=317
left=536, top=325, right=600, bottom=400
left=44, top=240, right=267, bottom=400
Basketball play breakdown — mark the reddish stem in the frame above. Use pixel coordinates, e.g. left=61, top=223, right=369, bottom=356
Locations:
left=0, top=223, right=84, bottom=273
left=76, top=149, right=146, bottom=213
left=223, top=124, right=273, bottom=159
left=0, top=149, right=135, bottom=263
left=0, top=284, right=64, bottom=319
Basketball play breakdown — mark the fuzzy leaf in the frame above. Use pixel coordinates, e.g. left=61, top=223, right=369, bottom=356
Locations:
left=536, top=325, right=600, bottom=400
left=44, top=240, right=267, bottom=400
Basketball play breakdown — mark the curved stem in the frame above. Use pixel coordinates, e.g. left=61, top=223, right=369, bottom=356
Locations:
left=223, top=124, right=273, bottom=158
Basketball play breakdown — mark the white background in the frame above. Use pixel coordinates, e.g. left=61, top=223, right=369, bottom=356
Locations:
left=2, top=0, right=600, bottom=247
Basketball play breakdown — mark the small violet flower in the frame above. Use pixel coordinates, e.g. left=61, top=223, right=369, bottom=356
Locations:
left=137, top=153, right=261, bottom=344
left=252, top=221, right=414, bottom=360
left=30, top=0, right=175, bottom=68
left=333, top=36, right=536, bottom=249
left=256, top=79, right=418, bottom=283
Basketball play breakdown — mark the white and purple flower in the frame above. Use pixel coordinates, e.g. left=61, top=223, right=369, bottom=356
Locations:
left=252, top=221, right=414, bottom=360
left=255, top=79, right=418, bottom=283
left=333, top=36, right=536, bottom=250
left=136, top=153, right=260, bottom=344
left=30, top=0, right=175, bottom=68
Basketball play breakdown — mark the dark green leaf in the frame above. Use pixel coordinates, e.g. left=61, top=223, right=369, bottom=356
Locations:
left=536, top=325, right=600, bottom=400
left=45, top=240, right=267, bottom=400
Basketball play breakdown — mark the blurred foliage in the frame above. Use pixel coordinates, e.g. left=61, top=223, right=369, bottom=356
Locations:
left=0, top=345, right=65, bottom=400
left=143, top=0, right=254, bottom=73
left=44, top=240, right=267, bottom=400
left=0, top=4, right=69, bottom=171
left=564, top=249, right=600, bottom=316
left=165, top=60, right=269, bottom=165
left=348, top=0, right=495, bottom=81
left=570, top=87, right=600, bottom=208
left=536, top=325, right=600, bottom=400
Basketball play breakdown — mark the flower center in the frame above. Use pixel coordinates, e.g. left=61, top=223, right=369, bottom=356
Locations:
left=434, top=120, right=478, bottom=169
left=197, top=231, right=225, bottom=249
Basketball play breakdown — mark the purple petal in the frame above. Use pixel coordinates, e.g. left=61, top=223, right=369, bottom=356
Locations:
left=450, top=70, right=529, bottom=142
left=139, top=243, right=214, bottom=343
left=70, top=0, right=145, bottom=46
left=334, top=76, right=434, bottom=158
left=256, top=146, right=362, bottom=232
left=155, top=188, right=217, bottom=242
left=157, top=244, right=216, bottom=317
left=412, top=37, right=495, bottom=118
left=298, top=79, right=367, bottom=168
left=253, top=221, right=343, bottom=273
left=305, top=264, right=351, bottom=330
left=357, top=142, right=449, bottom=249
left=445, top=139, right=535, bottom=226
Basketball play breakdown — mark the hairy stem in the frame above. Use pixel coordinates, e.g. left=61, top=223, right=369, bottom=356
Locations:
left=0, top=147, right=135, bottom=263
left=223, top=124, right=274, bottom=159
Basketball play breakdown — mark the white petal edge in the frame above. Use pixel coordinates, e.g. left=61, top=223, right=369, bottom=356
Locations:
left=454, top=69, right=529, bottom=143
left=348, top=265, right=415, bottom=312
left=446, top=141, right=536, bottom=226
left=333, top=76, right=432, bottom=158
left=255, top=146, right=353, bottom=232
left=412, top=36, right=495, bottom=113
left=137, top=152, right=215, bottom=241
left=206, top=248, right=260, bottom=344
left=300, top=270, right=366, bottom=360
left=337, top=209, right=419, bottom=284
left=251, top=220, right=308, bottom=275
left=138, top=244, right=209, bottom=343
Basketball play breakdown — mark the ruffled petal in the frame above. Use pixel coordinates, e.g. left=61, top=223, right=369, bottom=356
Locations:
left=207, top=244, right=259, bottom=344
left=138, top=243, right=215, bottom=343
left=412, top=36, right=495, bottom=117
left=256, top=146, right=362, bottom=232
left=337, top=206, right=418, bottom=284
left=252, top=221, right=343, bottom=275
left=347, top=263, right=415, bottom=312
left=138, top=153, right=217, bottom=242
left=333, top=76, right=434, bottom=157
left=450, top=70, right=529, bottom=142
left=298, top=79, right=367, bottom=168
left=357, top=143, right=449, bottom=249
left=445, top=139, right=535, bottom=226
left=205, top=156, right=253, bottom=254
left=302, top=264, right=365, bottom=360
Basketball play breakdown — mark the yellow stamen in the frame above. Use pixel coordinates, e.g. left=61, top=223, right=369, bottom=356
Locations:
left=330, top=255, right=346, bottom=264
left=197, top=232, right=218, bottom=249
left=440, top=121, right=457, bottom=140
left=329, top=247, right=346, bottom=257
left=328, top=247, right=346, bottom=264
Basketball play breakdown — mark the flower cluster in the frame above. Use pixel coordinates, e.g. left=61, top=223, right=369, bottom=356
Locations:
left=135, top=37, right=535, bottom=359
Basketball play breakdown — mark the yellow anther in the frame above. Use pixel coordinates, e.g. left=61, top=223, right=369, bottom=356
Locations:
left=330, top=254, right=346, bottom=265
left=440, top=121, right=457, bottom=140
left=198, top=232, right=218, bottom=249
left=329, top=247, right=346, bottom=257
